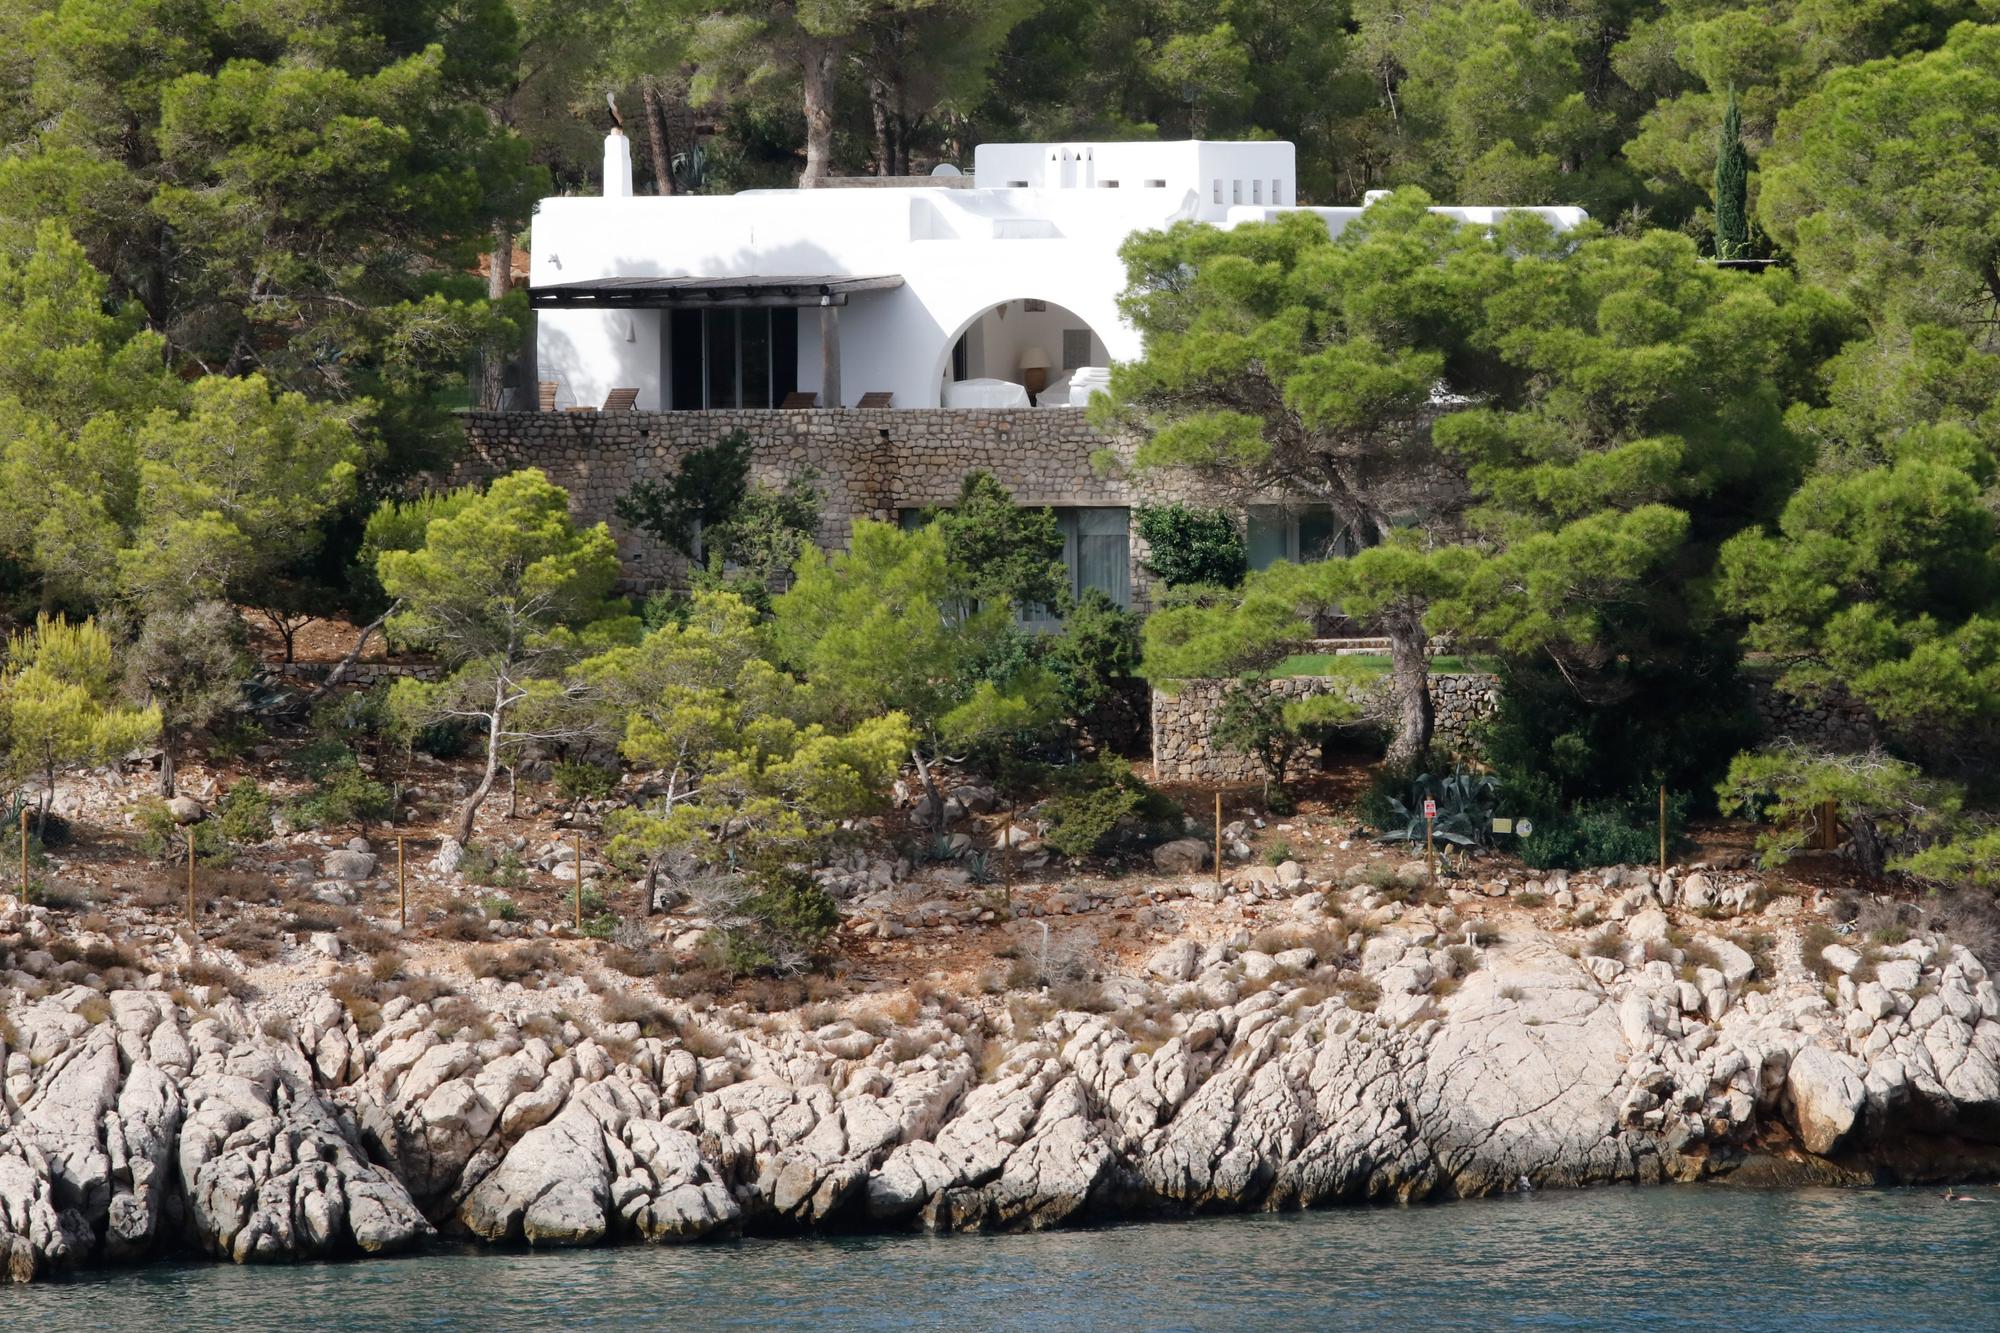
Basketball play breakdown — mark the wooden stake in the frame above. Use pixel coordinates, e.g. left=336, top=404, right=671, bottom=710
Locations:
left=19, top=805, right=28, bottom=904
left=1214, top=792, right=1224, bottom=885
left=1001, top=797, right=1013, bottom=901
left=573, top=828, right=584, bottom=932
left=398, top=836, right=407, bottom=931
left=1818, top=798, right=1839, bottom=852
left=185, top=825, right=196, bottom=928
left=1426, top=813, right=1435, bottom=883
left=1659, top=785, right=1667, bottom=873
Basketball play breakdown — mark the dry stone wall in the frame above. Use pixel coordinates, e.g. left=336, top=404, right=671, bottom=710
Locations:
left=454, top=408, right=1213, bottom=599
left=1151, top=673, right=1501, bottom=783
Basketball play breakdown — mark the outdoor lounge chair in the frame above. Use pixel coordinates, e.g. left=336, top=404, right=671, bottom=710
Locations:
left=603, top=387, right=639, bottom=411
left=779, top=391, right=819, bottom=409
left=857, top=391, right=894, bottom=408
left=537, top=381, right=558, bottom=411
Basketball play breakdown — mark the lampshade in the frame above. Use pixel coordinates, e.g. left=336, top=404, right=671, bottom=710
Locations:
left=1018, top=346, right=1050, bottom=372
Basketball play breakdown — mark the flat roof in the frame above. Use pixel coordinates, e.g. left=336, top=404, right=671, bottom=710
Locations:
left=529, top=274, right=904, bottom=309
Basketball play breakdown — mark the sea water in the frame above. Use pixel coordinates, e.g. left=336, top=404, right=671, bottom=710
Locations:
left=7, top=1184, right=1998, bottom=1330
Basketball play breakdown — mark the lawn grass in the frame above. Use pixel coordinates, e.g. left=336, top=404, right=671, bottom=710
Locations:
left=1270, top=653, right=1500, bottom=677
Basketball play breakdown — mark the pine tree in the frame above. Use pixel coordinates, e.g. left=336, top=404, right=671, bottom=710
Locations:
left=1714, top=87, right=1749, bottom=261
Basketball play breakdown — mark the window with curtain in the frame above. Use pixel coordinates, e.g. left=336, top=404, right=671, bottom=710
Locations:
left=1247, top=504, right=1359, bottom=570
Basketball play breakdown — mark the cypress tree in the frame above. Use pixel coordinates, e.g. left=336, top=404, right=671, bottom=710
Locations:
left=1714, top=87, right=1749, bottom=260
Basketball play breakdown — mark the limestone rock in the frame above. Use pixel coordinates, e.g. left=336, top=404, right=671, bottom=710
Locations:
left=1151, top=839, right=1209, bottom=875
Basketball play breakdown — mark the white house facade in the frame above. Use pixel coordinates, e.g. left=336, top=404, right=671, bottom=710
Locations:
left=526, top=136, right=1586, bottom=414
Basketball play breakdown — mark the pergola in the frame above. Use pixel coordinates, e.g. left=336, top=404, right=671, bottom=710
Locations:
left=529, top=274, right=904, bottom=407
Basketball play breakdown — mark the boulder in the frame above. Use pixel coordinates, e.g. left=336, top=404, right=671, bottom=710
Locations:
left=1145, top=940, right=1200, bottom=983
left=431, top=838, right=465, bottom=875
left=1152, top=839, right=1209, bottom=875
left=1822, top=944, right=1862, bottom=976
left=322, top=850, right=377, bottom=881
left=166, top=796, right=206, bottom=825
left=1785, top=1046, right=1867, bottom=1155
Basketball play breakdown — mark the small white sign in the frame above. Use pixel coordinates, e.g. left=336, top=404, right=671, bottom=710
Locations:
left=1423, top=798, right=1437, bottom=820
left=1516, top=818, right=1535, bottom=837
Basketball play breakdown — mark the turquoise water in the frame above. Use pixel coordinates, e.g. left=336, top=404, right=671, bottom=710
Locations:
left=8, top=1185, right=2000, bottom=1330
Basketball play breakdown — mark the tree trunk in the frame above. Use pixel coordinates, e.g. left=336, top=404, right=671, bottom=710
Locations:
left=640, top=77, right=675, bottom=196
left=453, top=694, right=506, bottom=845
left=479, top=221, right=513, bottom=409
left=158, top=744, right=176, bottom=799
left=799, top=42, right=838, bottom=186
left=912, top=746, right=945, bottom=834
left=870, top=82, right=892, bottom=176
left=1382, top=608, right=1434, bottom=767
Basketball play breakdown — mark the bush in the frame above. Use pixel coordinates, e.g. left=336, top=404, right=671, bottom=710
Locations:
left=136, top=802, right=230, bottom=865
left=708, top=866, right=842, bottom=977
left=462, top=844, right=529, bottom=889
left=1135, top=504, right=1246, bottom=589
left=289, top=754, right=393, bottom=831
left=469, top=941, right=557, bottom=985
left=1040, top=757, right=1176, bottom=859
left=1043, top=590, right=1145, bottom=746
left=215, top=782, right=274, bottom=845
left=554, top=759, right=619, bottom=807
left=1517, top=796, right=1682, bottom=871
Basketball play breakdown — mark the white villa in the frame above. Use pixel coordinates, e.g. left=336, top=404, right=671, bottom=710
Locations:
left=526, top=134, right=1586, bottom=415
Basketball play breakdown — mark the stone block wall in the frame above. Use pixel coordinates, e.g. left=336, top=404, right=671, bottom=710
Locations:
left=1750, top=679, right=1878, bottom=752
left=1151, top=672, right=1500, bottom=784
left=453, top=408, right=1213, bottom=599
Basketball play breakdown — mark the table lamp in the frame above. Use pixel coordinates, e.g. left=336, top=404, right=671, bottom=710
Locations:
left=1018, top=346, right=1050, bottom=399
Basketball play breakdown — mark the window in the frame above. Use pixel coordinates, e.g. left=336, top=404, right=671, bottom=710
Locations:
left=1247, top=504, right=1358, bottom=570
left=1100, top=179, right=1119, bottom=188
left=1007, top=179, right=1029, bottom=187
left=1144, top=178, right=1167, bottom=188
left=1213, top=179, right=1223, bottom=204
left=1061, top=328, right=1093, bottom=371
left=1272, top=178, right=1283, bottom=205
left=908, top=506, right=1130, bottom=625
left=667, top=308, right=798, bottom=409
left=1252, top=180, right=1262, bottom=205
left=1028, top=507, right=1131, bottom=625
left=1232, top=180, right=1243, bottom=205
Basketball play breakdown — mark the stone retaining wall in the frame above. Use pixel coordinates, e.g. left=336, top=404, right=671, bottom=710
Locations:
left=1151, top=672, right=1500, bottom=783
left=453, top=408, right=1213, bottom=597
left=267, top=662, right=446, bottom=687
left=1750, top=679, right=1878, bottom=753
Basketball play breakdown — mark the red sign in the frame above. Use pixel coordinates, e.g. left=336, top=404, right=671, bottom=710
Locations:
left=1423, top=798, right=1437, bottom=820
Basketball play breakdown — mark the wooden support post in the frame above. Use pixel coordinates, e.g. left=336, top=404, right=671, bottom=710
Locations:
left=1214, top=792, right=1224, bottom=886
left=1002, top=798, right=1013, bottom=901
left=19, top=805, right=28, bottom=904
left=573, top=828, right=584, bottom=932
left=819, top=303, right=843, bottom=407
left=1426, top=814, right=1435, bottom=883
left=186, top=826, right=196, bottom=928
left=398, top=836, right=407, bottom=931
left=1818, top=798, right=1839, bottom=852
left=1659, top=786, right=1667, bottom=872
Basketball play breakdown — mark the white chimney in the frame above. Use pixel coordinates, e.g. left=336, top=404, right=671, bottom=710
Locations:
left=604, top=129, right=634, bottom=198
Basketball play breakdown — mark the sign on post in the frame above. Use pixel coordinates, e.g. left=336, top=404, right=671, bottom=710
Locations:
left=1424, top=798, right=1437, bottom=881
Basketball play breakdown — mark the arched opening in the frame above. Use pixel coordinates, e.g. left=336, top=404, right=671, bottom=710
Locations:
left=931, top=298, right=1112, bottom=408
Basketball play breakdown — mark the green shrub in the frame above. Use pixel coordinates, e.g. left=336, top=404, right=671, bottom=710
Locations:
left=289, top=755, right=393, bottom=831
left=462, top=845, right=529, bottom=889
left=1135, top=504, right=1246, bottom=588
left=1043, top=590, right=1145, bottom=745
left=136, top=802, right=229, bottom=865
left=710, top=866, right=841, bottom=976
left=214, top=782, right=274, bottom=845
left=554, top=759, right=619, bottom=806
left=1040, top=757, right=1175, bottom=858
left=479, top=894, right=518, bottom=921
left=1517, top=794, right=1684, bottom=870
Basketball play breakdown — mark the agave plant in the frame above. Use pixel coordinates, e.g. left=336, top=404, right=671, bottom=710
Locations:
left=1376, top=767, right=1502, bottom=849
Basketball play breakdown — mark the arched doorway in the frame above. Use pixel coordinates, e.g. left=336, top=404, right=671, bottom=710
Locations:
left=930, top=298, right=1112, bottom=407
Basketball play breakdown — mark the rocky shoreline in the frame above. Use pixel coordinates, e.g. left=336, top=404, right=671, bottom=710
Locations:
left=5, top=860, right=1999, bottom=1284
